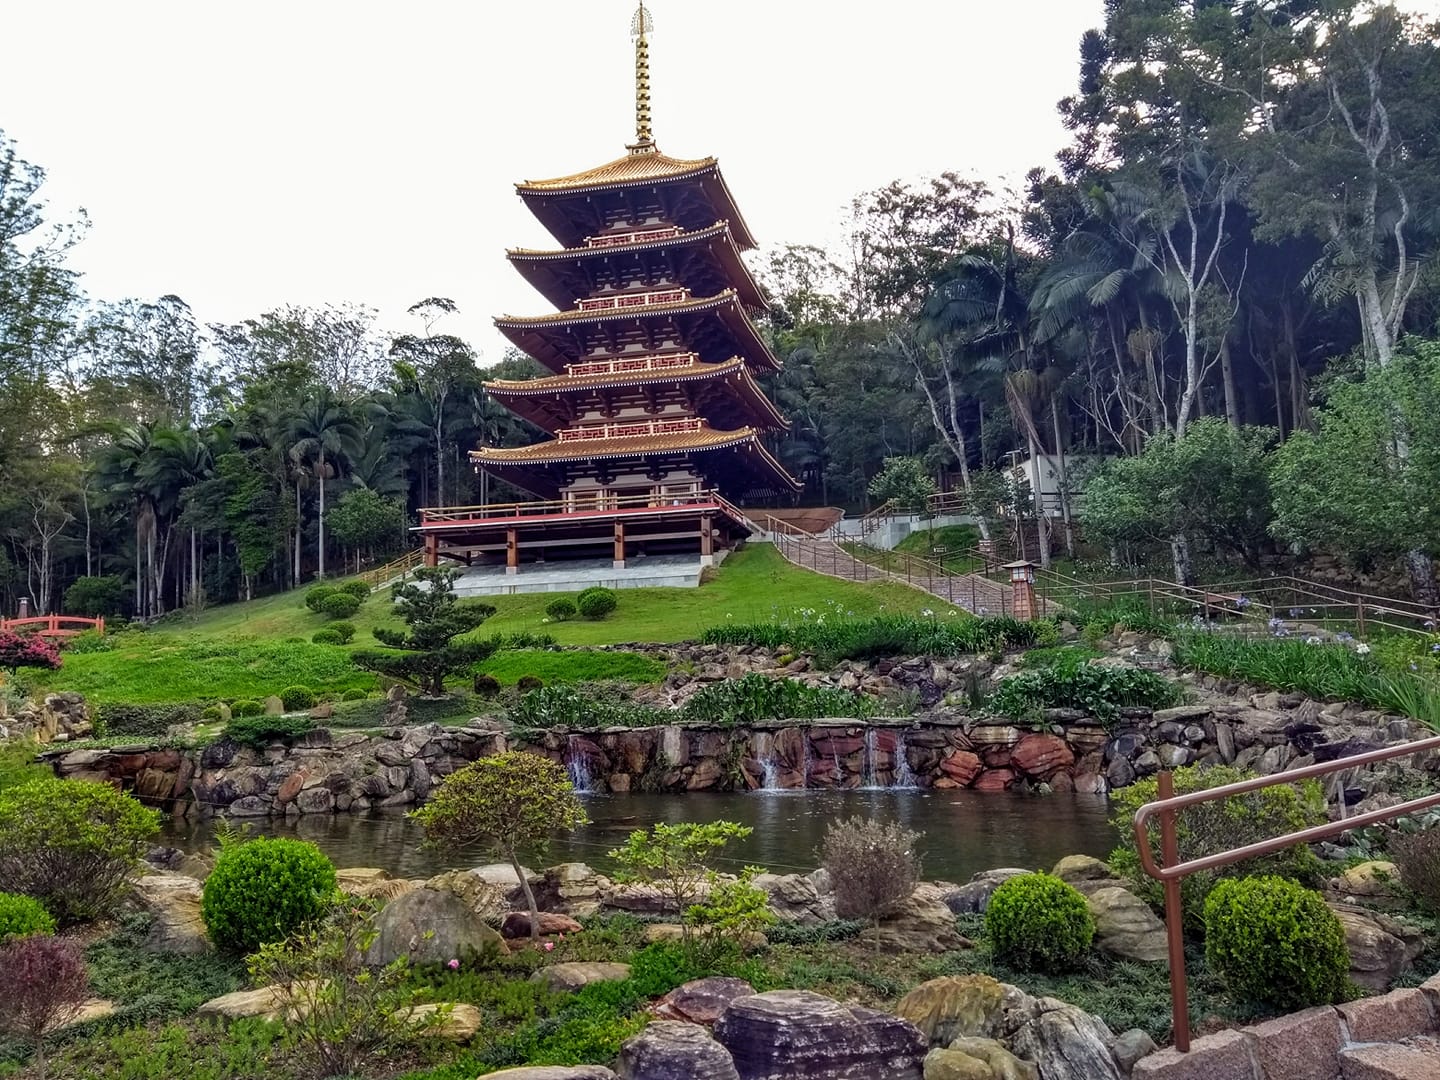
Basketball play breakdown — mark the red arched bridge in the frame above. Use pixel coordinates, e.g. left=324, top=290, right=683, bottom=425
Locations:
left=0, top=615, right=105, bottom=638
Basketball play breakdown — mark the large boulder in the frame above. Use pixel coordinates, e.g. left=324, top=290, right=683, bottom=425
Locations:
left=653, top=978, right=757, bottom=1026
left=1008, top=999, right=1121, bottom=1080
left=617, top=1020, right=740, bottom=1080
left=533, top=862, right=606, bottom=918
left=942, top=870, right=1033, bottom=915
left=364, top=886, right=505, bottom=967
left=1085, top=887, right=1167, bottom=963
left=197, top=985, right=291, bottom=1022
left=482, top=1069, right=616, bottom=1080
left=1329, top=903, right=1425, bottom=990
left=862, top=887, right=973, bottom=954
left=753, top=872, right=835, bottom=925
left=398, top=1002, right=482, bottom=1041
left=713, top=989, right=927, bottom=1080
left=895, top=975, right=1012, bottom=1047
left=128, top=874, right=210, bottom=954
left=531, top=962, right=632, bottom=993
left=924, top=1038, right=1038, bottom=1080
left=425, top=870, right=509, bottom=924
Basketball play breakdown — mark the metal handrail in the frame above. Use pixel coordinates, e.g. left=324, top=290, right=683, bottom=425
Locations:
left=1132, top=736, right=1440, bottom=1052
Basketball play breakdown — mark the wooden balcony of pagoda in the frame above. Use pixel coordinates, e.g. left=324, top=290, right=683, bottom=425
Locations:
left=555, top=417, right=703, bottom=443
left=564, top=352, right=700, bottom=377
left=575, top=288, right=689, bottom=313
left=583, top=226, right=681, bottom=248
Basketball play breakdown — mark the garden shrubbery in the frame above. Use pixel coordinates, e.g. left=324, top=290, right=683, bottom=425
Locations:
left=985, top=873, right=1094, bottom=972
left=0, top=778, right=160, bottom=923
left=473, top=673, right=502, bottom=696
left=325, top=621, right=356, bottom=644
left=682, top=672, right=885, bottom=724
left=1203, top=876, right=1349, bottom=1009
left=280, top=684, right=317, bottom=710
left=230, top=699, right=264, bottom=717
left=821, top=817, right=922, bottom=921
left=702, top=613, right=1046, bottom=664
left=96, top=701, right=203, bottom=737
left=576, top=586, right=618, bottom=620
left=338, top=580, right=370, bottom=601
left=224, top=714, right=316, bottom=749
left=1107, top=764, right=1326, bottom=927
left=201, top=836, right=338, bottom=953
left=0, top=892, right=55, bottom=939
left=304, top=584, right=339, bottom=612
left=546, top=598, right=577, bottom=622
left=986, top=653, right=1182, bottom=722
left=318, top=592, right=361, bottom=619
left=312, top=628, right=343, bottom=645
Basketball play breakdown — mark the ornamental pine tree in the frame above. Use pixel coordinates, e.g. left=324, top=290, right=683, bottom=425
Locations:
left=350, top=567, right=495, bottom=696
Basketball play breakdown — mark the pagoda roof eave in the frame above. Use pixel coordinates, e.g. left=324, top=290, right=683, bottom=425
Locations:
left=494, top=292, right=781, bottom=375
left=506, top=222, right=767, bottom=311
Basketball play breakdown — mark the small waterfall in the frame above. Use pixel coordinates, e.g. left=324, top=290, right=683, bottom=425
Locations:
left=564, top=735, right=592, bottom=794
left=893, top=731, right=918, bottom=790
left=752, top=732, right=781, bottom=791
left=800, top=735, right=814, bottom=791
left=863, top=728, right=879, bottom=789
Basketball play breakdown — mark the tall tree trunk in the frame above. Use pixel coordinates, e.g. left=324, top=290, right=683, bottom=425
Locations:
left=1220, top=337, right=1240, bottom=429
left=317, top=453, right=326, bottom=579
left=294, top=484, right=303, bottom=584
left=1029, top=442, right=1051, bottom=570
left=1051, top=400, right=1076, bottom=559
left=1170, top=533, right=1194, bottom=586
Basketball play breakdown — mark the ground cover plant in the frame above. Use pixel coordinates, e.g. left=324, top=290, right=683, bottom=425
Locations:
left=681, top=673, right=887, bottom=723
left=474, top=650, right=665, bottom=686
left=986, top=652, right=1182, bottom=722
left=703, top=611, right=1045, bottom=664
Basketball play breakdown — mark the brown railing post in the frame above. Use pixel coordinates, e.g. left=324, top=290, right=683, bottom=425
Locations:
left=1356, top=594, right=1365, bottom=638
left=1156, top=770, right=1190, bottom=1051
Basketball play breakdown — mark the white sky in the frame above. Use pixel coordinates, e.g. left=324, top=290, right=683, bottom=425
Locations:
left=15, top=0, right=1421, bottom=363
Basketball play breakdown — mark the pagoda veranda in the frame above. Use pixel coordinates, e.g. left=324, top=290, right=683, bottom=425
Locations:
left=416, top=3, right=799, bottom=589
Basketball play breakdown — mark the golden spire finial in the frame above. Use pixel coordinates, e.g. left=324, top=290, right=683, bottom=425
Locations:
left=628, top=2, right=656, bottom=153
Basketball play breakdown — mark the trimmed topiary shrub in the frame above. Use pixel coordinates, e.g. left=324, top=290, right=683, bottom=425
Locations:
left=200, top=705, right=223, bottom=721
left=822, top=817, right=922, bottom=921
left=96, top=702, right=203, bottom=737
left=986, top=873, right=1094, bottom=973
left=0, top=892, right=56, bottom=940
left=325, top=621, right=357, bottom=644
left=473, top=673, right=501, bottom=696
left=576, top=587, right=617, bottom=620
left=338, top=580, right=370, bottom=601
left=280, top=685, right=317, bottom=711
left=304, top=584, right=339, bottom=612
left=201, top=836, right=337, bottom=953
left=318, top=592, right=361, bottom=619
left=0, top=778, right=161, bottom=924
left=340, top=688, right=368, bottom=702
left=1203, top=875, right=1349, bottom=1009
left=517, top=674, right=544, bottom=691
left=312, top=628, right=343, bottom=645
left=545, top=598, right=577, bottom=622
left=225, top=715, right=315, bottom=749
left=231, top=699, right=264, bottom=718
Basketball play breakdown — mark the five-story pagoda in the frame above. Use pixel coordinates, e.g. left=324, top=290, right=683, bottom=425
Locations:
left=417, top=3, right=799, bottom=582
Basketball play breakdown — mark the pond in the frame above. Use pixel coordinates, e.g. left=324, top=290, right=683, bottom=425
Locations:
left=161, top=790, right=1117, bottom=883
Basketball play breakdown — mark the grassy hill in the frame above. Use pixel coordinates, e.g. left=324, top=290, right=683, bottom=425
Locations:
left=34, top=545, right=938, bottom=707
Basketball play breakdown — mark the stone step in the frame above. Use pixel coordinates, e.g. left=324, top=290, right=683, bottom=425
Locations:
left=1339, top=1042, right=1440, bottom=1080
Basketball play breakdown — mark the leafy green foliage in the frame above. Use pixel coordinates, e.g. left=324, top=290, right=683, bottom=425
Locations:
left=509, top=683, right=664, bottom=729
left=576, top=586, right=618, bottom=620
left=322, top=621, right=357, bottom=644
left=683, top=672, right=885, bottom=723
left=0, top=739, right=47, bottom=792
left=63, top=575, right=127, bottom=618
left=96, top=701, right=203, bottom=736
left=986, top=873, right=1094, bottom=973
left=230, top=699, right=263, bottom=717
left=685, top=866, right=776, bottom=967
left=248, top=899, right=430, bottom=1077
left=987, top=654, right=1181, bottom=722
left=304, top=584, right=339, bottom=612
left=411, top=752, right=587, bottom=939
left=822, top=817, right=923, bottom=921
left=0, top=778, right=160, bottom=923
left=1108, top=764, right=1327, bottom=929
left=703, top=613, right=1045, bottom=665
left=312, top=628, right=343, bottom=645
left=353, top=567, right=497, bottom=696
left=608, top=821, right=753, bottom=944
left=338, top=580, right=371, bottom=601
left=867, top=455, right=936, bottom=512
left=278, top=684, right=316, bottom=710
left=326, top=488, right=407, bottom=564
left=223, top=714, right=316, bottom=749
left=545, top=598, right=577, bottom=622
left=85, top=915, right=245, bottom=1023
left=1204, top=876, right=1349, bottom=1009
left=1390, top=828, right=1440, bottom=913
left=318, top=591, right=361, bottom=619
left=0, top=892, right=55, bottom=939
left=201, top=836, right=337, bottom=953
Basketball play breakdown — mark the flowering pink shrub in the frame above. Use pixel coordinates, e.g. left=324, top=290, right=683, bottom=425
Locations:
left=0, top=934, right=89, bottom=1076
left=0, top=631, right=61, bottom=674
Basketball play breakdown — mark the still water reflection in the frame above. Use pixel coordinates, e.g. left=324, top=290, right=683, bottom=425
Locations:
left=161, top=790, right=1116, bottom=882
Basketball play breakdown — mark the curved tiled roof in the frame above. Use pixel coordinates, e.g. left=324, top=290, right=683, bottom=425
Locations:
left=485, top=357, right=744, bottom=395
left=516, top=149, right=717, bottom=193
left=471, top=425, right=760, bottom=464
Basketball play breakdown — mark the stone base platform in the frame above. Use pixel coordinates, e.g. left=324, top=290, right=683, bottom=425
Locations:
left=450, top=551, right=727, bottom=597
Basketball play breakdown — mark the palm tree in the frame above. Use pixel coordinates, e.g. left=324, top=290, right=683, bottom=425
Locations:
left=285, top=389, right=361, bottom=579
left=141, top=427, right=213, bottom=607
left=93, top=422, right=160, bottom=617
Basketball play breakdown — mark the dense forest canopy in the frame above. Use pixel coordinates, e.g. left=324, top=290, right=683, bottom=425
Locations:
left=3, top=0, right=1439, bottom=616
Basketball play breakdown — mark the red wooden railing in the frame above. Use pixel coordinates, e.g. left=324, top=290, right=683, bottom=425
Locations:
left=0, top=615, right=105, bottom=638
left=566, top=352, right=700, bottom=377
left=576, top=288, right=689, bottom=312
left=584, top=226, right=682, bottom=248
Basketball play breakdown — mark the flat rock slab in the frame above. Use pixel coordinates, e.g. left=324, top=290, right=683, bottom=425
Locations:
left=483, top=1069, right=617, bottom=1080
left=1133, top=1029, right=1255, bottom=1080
left=1243, top=1005, right=1344, bottom=1080
left=398, top=1002, right=482, bottom=1041
left=1338, top=989, right=1438, bottom=1044
left=503, top=911, right=585, bottom=938
left=197, top=985, right=288, bottom=1023
left=129, top=873, right=210, bottom=954
left=1339, top=1043, right=1440, bottom=1080
left=617, top=1020, right=739, bottom=1080
left=531, top=962, right=632, bottom=993
left=653, top=977, right=757, bottom=1026
left=52, top=999, right=116, bottom=1031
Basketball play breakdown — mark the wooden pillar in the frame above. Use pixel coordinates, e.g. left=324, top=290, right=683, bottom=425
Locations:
left=613, top=521, right=626, bottom=569
left=423, top=533, right=439, bottom=568
left=506, top=528, right=518, bottom=575
left=699, top=513, right=715, bottom=566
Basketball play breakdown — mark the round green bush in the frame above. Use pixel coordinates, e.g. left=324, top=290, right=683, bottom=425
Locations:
left=0, top=778, right=160, bottom=924
left=311, top=628, right=343, bottom=645
left=318, top=592, right=361, bottom=619
left=1204, top=876, right=1349, bottom=1009
left=517, top=675, right=544, bottom=692
left=0, top=891, right=56, bottom=939
left=304, top=584, right=339, bottom=612
left=985, top=873, right=1094, bottom=973
left=339, top=580, right=370, bottom=601
left=201, top=837, right=337, bottom=953
left=473, top=673, right=501, bottom=696
left=231, top=699, right=264, bottom=718
left=325, top=621, right=357, bottom=644
left=341, top=688, right=368, bottom=702
left=545, top=598, right=577, bottom=622
left=279, top=685, right=317, bottom=711
left=576, top=587, right=617, bottom=620
left=200, top=704, right=223, bottom=721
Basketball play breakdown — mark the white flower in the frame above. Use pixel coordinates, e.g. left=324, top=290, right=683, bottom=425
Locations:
left=1355, top=642, right=1372, bottom=655
left=921, top=608, right=934, bottom=618
left=1305, top=636, right=1321, bottom=645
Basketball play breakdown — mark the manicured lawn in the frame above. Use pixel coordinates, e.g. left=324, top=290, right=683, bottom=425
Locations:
left=34, top=545, right=935, bottom=706
left=474, top=650, right=666, bottom=686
